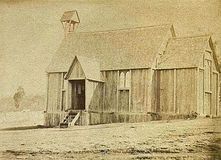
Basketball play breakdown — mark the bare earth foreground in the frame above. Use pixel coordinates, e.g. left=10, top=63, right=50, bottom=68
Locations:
left=0, top=118, right=220, bottom=160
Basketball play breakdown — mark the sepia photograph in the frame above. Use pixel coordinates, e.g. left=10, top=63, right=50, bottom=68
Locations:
left=0, top=0, right=221, bottom=159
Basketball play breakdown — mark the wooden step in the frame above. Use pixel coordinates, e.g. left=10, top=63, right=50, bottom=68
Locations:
left=59, top=122, right=68, bottom=128
left=69, top=112, right=80, bottom=126
left=60, top=111, right=81, bottom=128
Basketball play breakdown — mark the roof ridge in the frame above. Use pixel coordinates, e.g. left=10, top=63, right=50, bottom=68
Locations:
left=169, top=34, right=211, bottom=40
left=68, top=24, right=172, bottom=35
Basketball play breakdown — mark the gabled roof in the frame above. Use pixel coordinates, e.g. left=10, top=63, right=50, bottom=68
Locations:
left=158, top=35, right=219, bottom=71
left=60, top=10, right=80, bottom=23
left=46, top=24, right=174, bottom=73
left=65, top=56, right=101, bottom=81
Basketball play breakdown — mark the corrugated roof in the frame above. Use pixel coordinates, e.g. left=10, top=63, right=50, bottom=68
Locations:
left=46, top=24, right=173, bottom=73
left=158, top=35, right=210, bottom=68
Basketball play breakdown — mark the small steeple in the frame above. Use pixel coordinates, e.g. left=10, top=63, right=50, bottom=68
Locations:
left=60, top=10, right=80, bottom=37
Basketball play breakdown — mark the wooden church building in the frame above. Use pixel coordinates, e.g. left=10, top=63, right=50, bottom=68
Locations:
left=45, top=11, right=220, bottom=126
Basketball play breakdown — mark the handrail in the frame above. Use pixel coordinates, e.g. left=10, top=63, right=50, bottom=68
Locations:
left=70, top=112, right=81, bottom=126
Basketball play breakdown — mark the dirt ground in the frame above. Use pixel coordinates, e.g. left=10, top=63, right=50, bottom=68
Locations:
left=0, top=118, right=220, bottom=160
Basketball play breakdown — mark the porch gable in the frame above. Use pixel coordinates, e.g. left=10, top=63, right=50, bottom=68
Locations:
left=65, top=55, right=101, bottom=81
left=65, top=57, right=85, bottom=80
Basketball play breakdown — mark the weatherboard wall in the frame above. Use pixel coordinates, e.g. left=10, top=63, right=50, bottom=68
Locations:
left=47, top=73, right=63, bottom=112
left=154, top=68, right=198, bottom=115
left=100, top=68, right=152, bottom=114
left=86, top=79, right=104, bottom=112
left=197, top=51, right=219, bottom=116
left=130, top=69, right=152, bottom=113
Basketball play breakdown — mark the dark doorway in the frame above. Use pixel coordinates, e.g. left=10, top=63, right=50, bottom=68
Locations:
left=70, top=80, right=85, bottom=110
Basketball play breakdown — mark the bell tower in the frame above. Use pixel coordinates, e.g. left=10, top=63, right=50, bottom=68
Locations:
left=60, top=10, right=80, bottom=37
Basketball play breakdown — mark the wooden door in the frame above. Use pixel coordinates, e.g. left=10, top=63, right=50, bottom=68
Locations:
left=71, top=80, right=85, bottom=110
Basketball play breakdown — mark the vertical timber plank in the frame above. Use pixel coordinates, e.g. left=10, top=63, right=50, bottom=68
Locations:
left=102, top=72, right=105, bottom=112
left=116, top=70, right=119, bottom=112
left=156, top=71, right=161, bottom=112
left=173, top=69, right=176, bottom=113
left=146, top=69, right=151, bottom=112
left=203, top=55, right=205, bottom=114
left=129, top=70, right=131, bottom=112
left=196, top=68, right=199, bottom=113
left=59, top=73, right=63, bottom=112
left=144, top=69, right=147, bottom=112
left=217, top=73, right=220, bottom=116
left=68, top=81, right=72, bottom=110
left=85, top=78, right=88, bottom=112
left=46, top=73, right=49, bottom=112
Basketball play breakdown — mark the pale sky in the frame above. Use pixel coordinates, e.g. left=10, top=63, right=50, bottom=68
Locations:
left=0, top=0, right=221, bottom=98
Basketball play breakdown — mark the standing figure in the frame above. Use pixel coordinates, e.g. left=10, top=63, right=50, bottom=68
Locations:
left=13, top=86, right=25, bottom=109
